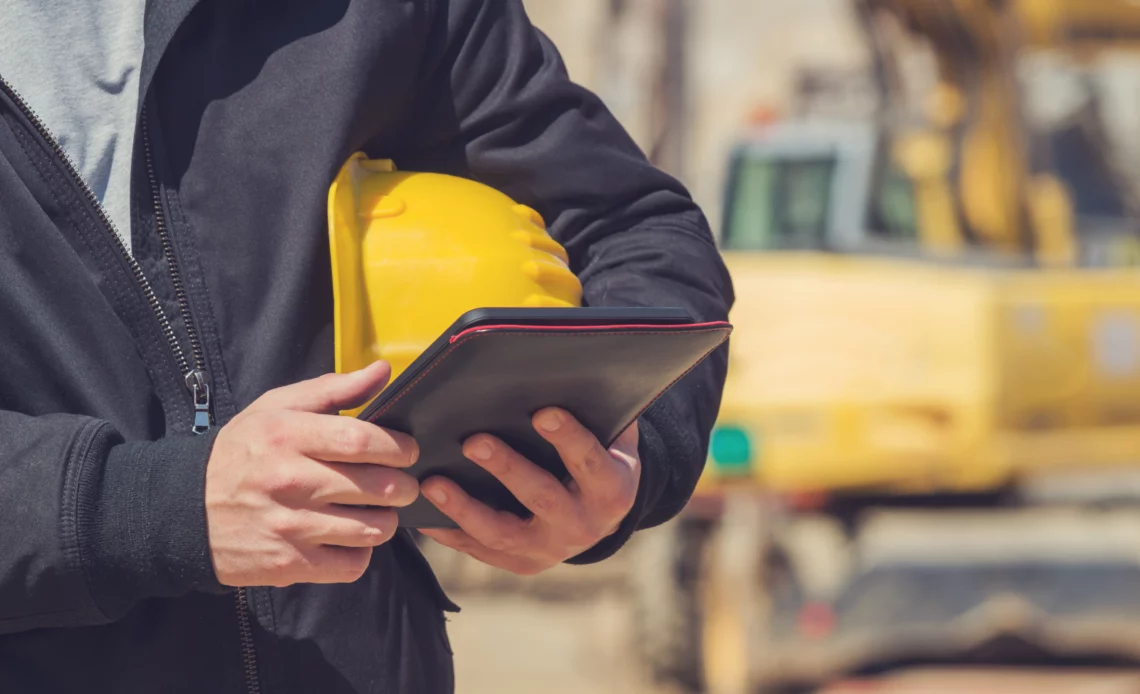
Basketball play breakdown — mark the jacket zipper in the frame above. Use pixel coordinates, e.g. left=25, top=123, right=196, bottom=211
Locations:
left=234, top=587, right=263, bottom=694
left=2, top=77, right=259, bottom=693
left=0, top=77, right=213, bottom=435
left=141, top=108, right=260, bottom=694
left=140, top=109, right=212, bottom=434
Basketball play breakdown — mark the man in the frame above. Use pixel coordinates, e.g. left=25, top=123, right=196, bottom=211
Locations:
left=0, top=1, right=732, bottom=692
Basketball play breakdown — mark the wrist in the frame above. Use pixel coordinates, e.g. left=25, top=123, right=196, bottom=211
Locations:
left=76, top=427, right=229, bottom=619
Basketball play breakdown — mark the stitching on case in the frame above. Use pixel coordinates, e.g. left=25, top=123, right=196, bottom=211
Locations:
left=366, top=326, right=732, bottom=422
left=448, top=320, right=732, bottom=343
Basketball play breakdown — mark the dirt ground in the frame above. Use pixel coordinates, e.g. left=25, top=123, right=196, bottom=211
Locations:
left=422, top=540, right=675, bottom=694
left=447, top=592, right=671, bottom=694
left=429, top=506, right=1140, bottom=694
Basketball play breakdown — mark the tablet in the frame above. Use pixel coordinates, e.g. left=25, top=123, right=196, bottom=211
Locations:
left=357, top=307, right=731, bottom=528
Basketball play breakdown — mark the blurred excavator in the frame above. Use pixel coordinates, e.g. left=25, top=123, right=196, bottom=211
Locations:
left=626, top=2, right=1140, bottom=694
left=860, top=0, right=1140, bottom=264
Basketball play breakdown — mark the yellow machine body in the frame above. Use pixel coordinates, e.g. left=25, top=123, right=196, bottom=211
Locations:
left=327, top=153, right=582, bottom=413
left=704, top=252, right=1140, bottom=496
left=692, top=0, right=1140, bottom=497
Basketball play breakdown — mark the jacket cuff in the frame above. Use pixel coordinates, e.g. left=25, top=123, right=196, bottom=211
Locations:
left=565, top=414, right=671, bottom=565
left=75, top=426, right=228, bottom=619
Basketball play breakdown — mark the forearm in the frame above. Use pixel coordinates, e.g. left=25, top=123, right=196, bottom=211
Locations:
left=0, top=410, right=223, bottom=635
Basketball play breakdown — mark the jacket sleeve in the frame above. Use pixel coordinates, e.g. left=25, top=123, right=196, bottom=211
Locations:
left=394, top=0, right=735, bottom=562
left=0, top=411, right=223, bottom=634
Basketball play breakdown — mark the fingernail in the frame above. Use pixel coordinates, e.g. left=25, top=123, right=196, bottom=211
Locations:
left=537, top=410, right=562, bottom=432
left=425, top=485, right=448, bottom=506
left=470, top=440, right=493, bottom=461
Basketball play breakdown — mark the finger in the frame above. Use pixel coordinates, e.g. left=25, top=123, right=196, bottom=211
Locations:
left=276, top=411, right=418, bottom=467
left=462, top=435, right=575, bottom=520
left=612, top=421, right=640, bottom=459
left=315, top=463, right=420, bottom=508
left=300, top=545, right=374, bottom=584
left=532, top=409, right=632, bottom=499
left=420, top=477, right=537, bottom=555
left=304, top=506, right=400, bottom=548
left=254, top=361, right=391, bottom=414
left=420, top=528, right=545, bottom=576
left=609, top=422, right=642, bottom=488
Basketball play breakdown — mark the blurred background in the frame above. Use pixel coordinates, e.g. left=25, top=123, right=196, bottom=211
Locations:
left=425, top=2, right=1140, bottom=692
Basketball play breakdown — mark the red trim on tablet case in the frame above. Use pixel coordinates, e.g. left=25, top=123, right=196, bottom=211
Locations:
left=448, top=320, right=733, bottom=344
left=368, top=322, right=732, bottom=425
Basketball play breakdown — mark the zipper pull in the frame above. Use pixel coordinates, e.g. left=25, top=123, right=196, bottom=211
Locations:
left=185, top=369, right=213, bottom=435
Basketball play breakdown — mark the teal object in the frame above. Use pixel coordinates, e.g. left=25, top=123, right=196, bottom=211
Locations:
left=710, top=425, right=753, bottom=475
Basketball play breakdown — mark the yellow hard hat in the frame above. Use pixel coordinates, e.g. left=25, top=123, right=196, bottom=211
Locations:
left=327, top=153, right=582, bottom=412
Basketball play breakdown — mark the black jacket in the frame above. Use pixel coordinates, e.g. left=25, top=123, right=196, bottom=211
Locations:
left=0, top=1, right=733, bottom=692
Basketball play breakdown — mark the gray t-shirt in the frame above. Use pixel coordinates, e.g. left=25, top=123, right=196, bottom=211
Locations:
left=0, top=0, right=146, bottom=252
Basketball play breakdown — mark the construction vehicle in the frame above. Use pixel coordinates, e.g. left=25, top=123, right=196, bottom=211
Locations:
left=628, top=2, right=1140, bottom=693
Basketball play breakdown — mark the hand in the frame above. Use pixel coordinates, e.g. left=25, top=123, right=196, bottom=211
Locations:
left=420, top=409, right=640, bottom=575
left=205, top=361, right=420, bottom=588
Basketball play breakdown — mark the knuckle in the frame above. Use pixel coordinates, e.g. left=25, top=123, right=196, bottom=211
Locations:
left=316, top=372, right=341, bottom=386
left=483, top=532, right=512, bottom=553
left=266, top=510, right=303, bottom=538
left=440, top=531, right=471, bottom=552
left=263, top=466, right=307, bottom=497
left=353, top=521, right=385, bottom=544
left=334, top=424, right=371, bottom=457
left=267, top=548, right=301, bottom=578
left=529, top=485, right=562, bottom=515
left=249, top=387, right=287, bottom=413
left=443, top=498, right=469, bottom=524
left=359, top=524, right=387, bottom=544
left=489, top=451, right=513, bottom=476
left=382, top=475, right=419, bottom=507
left=362, top=468, right=400, bottom=501
left=255, top=413, right=293, bottom=451
left=263, top=431, right=290, bottom=454
left=305, top=375, right=340, bottom=411
left=530, top=494, right=556, bottom=515
left=486, top=528, right=525, bottom=554
left=583, top=449, right=611, bottom=475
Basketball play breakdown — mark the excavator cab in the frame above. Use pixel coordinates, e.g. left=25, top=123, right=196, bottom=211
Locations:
left=720, top=113, right=1140, bottom=267
left=720, top=121, right=918, bottom=255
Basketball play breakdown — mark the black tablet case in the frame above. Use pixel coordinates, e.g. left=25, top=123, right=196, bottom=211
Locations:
left=360, top=319, right=732, bottom=528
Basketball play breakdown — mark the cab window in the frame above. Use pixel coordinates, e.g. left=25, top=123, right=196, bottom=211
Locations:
left=723, top=153, right=836, bottom=251
left=869, top=163, right=918, bottom=241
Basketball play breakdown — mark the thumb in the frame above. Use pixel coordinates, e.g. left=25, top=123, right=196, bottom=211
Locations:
left=610, top=420, right=640, bottom=461
left=254, top=360, right=392, bottom=414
